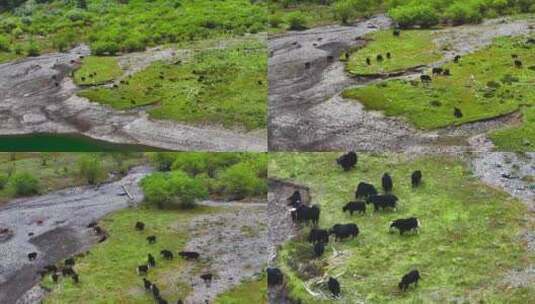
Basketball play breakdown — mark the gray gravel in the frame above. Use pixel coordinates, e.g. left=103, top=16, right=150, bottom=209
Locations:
left=0, top=166, right=150, bottom=304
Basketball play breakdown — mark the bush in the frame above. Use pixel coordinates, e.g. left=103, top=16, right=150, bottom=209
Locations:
left=11, top=27, right=23, bottom=38
left=0, top=174, right=8, bottom=190
left=91, top=40, right=119, bottom=55
left=14, top=44, right=23, bottom=54
left=0, top=35, right=10, bottom=52
left=171, top=153, right=208, bottom=176
left=333, top=0, right=358, bottom=24
left=26, top=41, right=40, bottom=56
left=444, top=2, right=483, bottom=25
left=269, top=14, right=283, bottom=28
left=78, top=154, right=104, bottom=185
left=217, top=162, right=266, bottom=200
left=8, top=172, right=39, bottom=196
left=141, top=171, right=207, bottom=209
left=149, top=152, right=176, bottom=171
left=286, top=12, right=308, bottom=30
left=389, top=4, right=440, bottom=28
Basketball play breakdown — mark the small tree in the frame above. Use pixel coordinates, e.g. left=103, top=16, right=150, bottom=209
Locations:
left=286, top=12, right=308, bottom=31
left=149, top=152, right=176, bottom=171
left=218, top=162, right=266, bottom=200
left=78, top=154, right=104, bottom=185
left=9, top=172, right=39, bottom=196
left=141, top=171, right=207, bottom=209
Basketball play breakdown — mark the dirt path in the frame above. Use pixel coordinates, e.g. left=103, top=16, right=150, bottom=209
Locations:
left=268, top=15, right=535, bottom=151
left=0, top=166, right=150, bottom=304
left=176, top=200, right=268, bottom=304
left=0, top=41, right=266, bottom=151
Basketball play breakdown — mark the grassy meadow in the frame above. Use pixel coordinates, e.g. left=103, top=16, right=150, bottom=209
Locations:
left=269, top=153, right=533, bottom=303
left=343, top=36, right=535, bottom=135
left=73, top=56, right=123, bottom=85
left=78, top=38, right=267, bottom=130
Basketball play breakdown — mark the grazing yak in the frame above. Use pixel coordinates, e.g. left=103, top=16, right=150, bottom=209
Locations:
left=160, top=250, right=174, bottom=260
left=382, top=173, right=393, bottom=193
left=152, top=284, right=160, bottom=298
left=147, top=235, right=157, bottom=244
left=267, top=267, right=283, bottom=286
left=432, top=67, right=443, bottom=75
left=390, top=217, right=420, bottom=235
left=62, top=267, right=75, bottom=277
left=313, top=242, right=325, bottom=257
left=87, top=221, right=98, bottom=228
left=65, top=257, right=75, bottom=267
left=179, top=251, right=200, bottom=260
left=148, top=254, right=156, bottom=267
left=366, top=57, right=371, bottom=65
left=514, top=60, right=522, bottom=68
left=308, top=228, right=329, bottom=244
left=376, top=54, right=384, bottom=62
left=137, top=265, right=149, bottom=275
left=328, top=277, right=341, bottom=297
left=342, top=201, right=366, bottom=215
left=72, top=273, right=79, bottom=283
left=366, top=194, right=398, bottom=211
left=330, top=223, right=359, bottom=241
left=420, top=74, right=432, bottom=84
left=143, top=278, right=152, bottom=290
left=393, top=29, right=400, bottom=36
left=93, top=226, right=103, bottom=234
left=52, top=273, right=59, bottom=283
left=386, top=52, right=391, bottom=59
left=355, top=182, right=378, bottom=199
left=201, top=273, right=213, bottom=286
left=454, top=107, right=463, bottom=118
left=411, top=170, right=422, bottom=187
left=454, top=55, right=461, bottom=63
left=287, top=190, right=302, bottom=208
left=135, top=221, right=145, bottom=231
left=28, top=252, right=37, bottom=261
left=337, top=151, right=357, bottom=171
left=291, top=204, right=320, bottom=225
left=399, top=270, right=421, bottom=291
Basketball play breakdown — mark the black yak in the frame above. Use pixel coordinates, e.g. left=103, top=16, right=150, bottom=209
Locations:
left=411, top=170, right=422, bottom=187
left=390, top=217, right=420, bottom=235
left=267, top=267, right=283, bottom=286
left=342, top=201, right=366, bottom=215
left=328, top=277, right=341, bottom=297
left=454, top=107, right=463, bottom=118
left=399, top=270, right=421, bottom=291
left=291, top=205, right=320, bottom=225
left=148, top=254, right=156, bottom=267
left=137, top=265, right=149, bottom=275
left=366, top=194, right=398, bottom=211
left=336, top=151, right=357, bottom=171
left=382, top=173, right=393, bottom=193
left=329, top=223, right=359, bottom=241
left=147, top=235, right=157, bottom=244
left=28, top=252, right=37, bottom=261
left=287, top=191, right=302, bottom=208
left=313, top=242, right=325, bottom=257
left=135, top=221, right=145, bottom=231
left=160, top=250, right=174, bottom=260
left=308, top=228, right=329, bottom=244
left=179, top=251, right=200, bottom=260
left=355, top=182, right=378, bottom=199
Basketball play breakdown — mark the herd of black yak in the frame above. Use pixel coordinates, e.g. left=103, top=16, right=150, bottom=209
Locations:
left=29, top=220, right=210, bottom=304
left=267, top=152, right=423, bottom=299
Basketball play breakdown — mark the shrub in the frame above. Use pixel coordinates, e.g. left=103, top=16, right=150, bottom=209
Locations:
left=333, top=0, right=358, bottom=24
left=26, top=41, right=40, bottom=56
left=8, top=172, right=39, bottom=196
left=149, top=152, right=176, bottom=171
left=171, top=153, right=208, bottom=176
left=217, top=162, right=266, bottom=200
left=91, top=40, right=119, bottom=55
left=286, top=12, right=308, bottom=30
left=0, top=174, right=8, bottom=190
left=122, top=36, right=145, bottom=52
left=11, top=27, right=23, bottom=38
left=0, top=35, right=10, bottom=52
left=269, top=14, right=283, bottom=28
left=14, top=44, right=23, bottom=54
left=389, top=4, right=440, bottom=28
left=77, top=154, right=104, bottom=185
left=444, top=2, right=482, bottom=25
left=141, top=171, right=207, bottom=209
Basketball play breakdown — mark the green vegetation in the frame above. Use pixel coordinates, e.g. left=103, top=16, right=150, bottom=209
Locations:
left=143, top=153, right=267, bottom=207
left=214, top=276, right=268, bottom=304
left=346, top=30, right=442, bottom=75
left=268, top=0, right=534, bottom=31
left=78, top=38, right=267, bottom=130
left=489, top=106, right=535, bottom=151
left=0, top=0, right=267, bottom=63
left=43, top=206, right=218, bottom=303
left=73, top=56, right=123, bottom=85
left=343, top=36, right=535, bottom=129
left=0, top=153, right=145, bottom=204
left=269, top=153, right=533, bottom=303
left=77, top=154, right=105, bottom=185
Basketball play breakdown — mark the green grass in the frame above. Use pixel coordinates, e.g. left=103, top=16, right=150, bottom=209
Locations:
left=0, top=0, right=267, bottom=62
left=268, top=4, right=335, bottom=34
left=214, top=276, right=268, bottom=304
left=489, top=106, right=535, bottom=151
left=43, top=206, right=222, bottom=304
left=73, top=56, right=123, bottom=85
left=0, top=153, right=145, bottom=204
left=79, top=38, right=267, bottom=130
left=343, top=36, right=535, bottom=129
left=269, top=153, right=533, bottom=304
left=346, top=30, right=442, bottom=75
